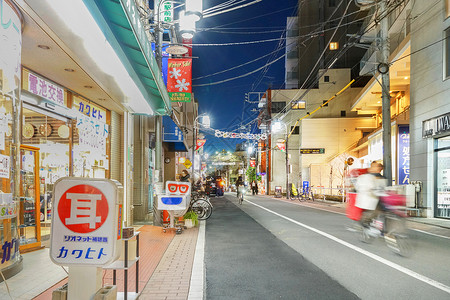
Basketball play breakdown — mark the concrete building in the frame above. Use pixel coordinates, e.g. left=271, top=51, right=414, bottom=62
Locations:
left=410, top=1, right=450, bottom=219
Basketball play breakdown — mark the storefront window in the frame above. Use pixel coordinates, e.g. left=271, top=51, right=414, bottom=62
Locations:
left=436, top=136, right=450, bottom=218
left=22, top=107, right=71, bottom=239
left=72, top=96, right=110, bottom=178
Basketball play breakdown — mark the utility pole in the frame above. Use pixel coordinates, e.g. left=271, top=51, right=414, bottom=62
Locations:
left=379, top=0, right=392, bottom=185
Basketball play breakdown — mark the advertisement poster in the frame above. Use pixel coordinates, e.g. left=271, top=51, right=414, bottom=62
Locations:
left=167, top=59, right=192, bottom=102
left=0, top=153, right=10, bottom=179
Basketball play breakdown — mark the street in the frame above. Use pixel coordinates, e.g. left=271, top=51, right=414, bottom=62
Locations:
left=205, top=193, right=450, bottom=299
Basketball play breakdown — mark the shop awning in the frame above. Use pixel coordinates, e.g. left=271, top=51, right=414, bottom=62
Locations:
left=163, top=116, right=188, bottom=152
left=83, top=0, right=172, bottom=115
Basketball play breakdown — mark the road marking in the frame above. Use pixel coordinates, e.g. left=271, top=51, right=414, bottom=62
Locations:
left=246, top=199, right=450, bottom=294
left=274, top=198, right=450, bottom=240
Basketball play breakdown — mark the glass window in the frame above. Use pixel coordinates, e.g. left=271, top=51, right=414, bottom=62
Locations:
left=436, top=148, right=450, bottom=218
left=271, top=102, right=286, bottom=114
left=292, top=100, right=306, bottom=110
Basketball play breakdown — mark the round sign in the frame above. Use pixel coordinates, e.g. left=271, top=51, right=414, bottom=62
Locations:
left=58, top=184, right=109, bottom=233
left=165, top=45, right=189, bottom=55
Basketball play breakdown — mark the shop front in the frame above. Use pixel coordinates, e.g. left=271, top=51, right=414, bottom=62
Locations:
left=423, top=112, right=450, bottom=219
left=20, top=69, right=111, bottom=246
left=0, top=0, right=23, bottom=280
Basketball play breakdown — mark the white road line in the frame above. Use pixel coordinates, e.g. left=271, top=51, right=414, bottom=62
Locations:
left=246, top=199, right=450, bottom=294
left=274, top=198, right=450, bottom=240
left=188, top=221, right=205, bottom=300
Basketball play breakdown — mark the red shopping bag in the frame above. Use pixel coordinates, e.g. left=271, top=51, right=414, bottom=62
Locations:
left=346, top=192, right=363, bottom=221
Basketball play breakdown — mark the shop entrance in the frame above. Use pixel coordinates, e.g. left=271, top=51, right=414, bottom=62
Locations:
left=435, top=136, right=450, bottom=219
left=22, top=106, right=71, bottom=240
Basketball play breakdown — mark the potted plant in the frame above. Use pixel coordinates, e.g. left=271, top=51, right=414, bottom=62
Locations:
left=183, top=210, right=198, bottom=228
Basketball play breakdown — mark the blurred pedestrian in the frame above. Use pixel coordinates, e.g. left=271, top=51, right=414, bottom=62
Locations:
left=251, top=180, right=258, bottom=195
left=180, top=170, right=191, bottom=183
left=354, top=161, right=387, bottom=227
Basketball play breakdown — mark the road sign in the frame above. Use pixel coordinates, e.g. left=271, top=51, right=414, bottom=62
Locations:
left=50, top=178, right=123, bottom=266
left=183, top=159, right=192, bottom=169
left=300, top=148, right=325, bottom=154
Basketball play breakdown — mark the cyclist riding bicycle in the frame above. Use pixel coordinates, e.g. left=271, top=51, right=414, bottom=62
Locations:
left=235, top=176, right=244, bottom=198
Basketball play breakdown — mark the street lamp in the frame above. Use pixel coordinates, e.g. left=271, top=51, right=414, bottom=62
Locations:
left=272, top=120, right=290, bottom=199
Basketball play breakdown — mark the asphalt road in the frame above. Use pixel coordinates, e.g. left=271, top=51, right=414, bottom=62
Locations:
left=205, top=195, right=359, bottom=300
left=205, top=193, right=450, bottom=299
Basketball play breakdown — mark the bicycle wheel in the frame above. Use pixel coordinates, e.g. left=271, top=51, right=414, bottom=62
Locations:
left=192, top=199, right=212, bottom=220
left=239, top=193, right=243, bottom=205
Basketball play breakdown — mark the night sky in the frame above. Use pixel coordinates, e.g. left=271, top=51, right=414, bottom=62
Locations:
left=192, top=0, right=298, bottom=154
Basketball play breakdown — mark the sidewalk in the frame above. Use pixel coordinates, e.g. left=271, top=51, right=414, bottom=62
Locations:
left=0, top=223, right=204, bottom=300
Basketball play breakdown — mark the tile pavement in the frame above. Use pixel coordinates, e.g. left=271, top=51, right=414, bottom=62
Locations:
left=1, top=223, right=205, bottom=300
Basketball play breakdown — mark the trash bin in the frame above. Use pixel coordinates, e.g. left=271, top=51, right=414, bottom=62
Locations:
left=275, top=186, right=282, bottom=198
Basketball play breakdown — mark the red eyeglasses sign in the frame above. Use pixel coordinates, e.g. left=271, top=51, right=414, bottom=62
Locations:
left=50, top=178, right=122, bottom=266
left=166, top=181, right=191, bottom=195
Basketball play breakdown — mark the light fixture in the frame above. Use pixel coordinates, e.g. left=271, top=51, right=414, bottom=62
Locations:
left=185, top=0, right=203, bottom=22
left=64, top=68, right=75, bottom=72
left=179, top=11, right=196, bottom=39
left=38, top=45, right=50, bottom=50
left=247, top=145, right=253, bottom=154
left=200, top=115, right=210, bottom=128
left=404, top=76, right=408, bottom=80
left=271, top=120, right=284, bottom=133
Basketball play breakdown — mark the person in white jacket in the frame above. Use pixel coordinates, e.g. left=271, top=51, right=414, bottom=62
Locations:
left=355, top=161, right=387, bottom=227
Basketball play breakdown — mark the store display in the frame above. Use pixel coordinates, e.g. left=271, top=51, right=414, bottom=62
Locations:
left=57, top=124, right=70, bottom=138
left=39, top=123, right=52, bottom=137
left=23, top=123, right=35, bottom=139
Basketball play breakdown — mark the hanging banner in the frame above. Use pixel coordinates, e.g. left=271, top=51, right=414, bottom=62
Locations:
left=250, top=160, right=256, bottom=168
left=276, top=142, right=286, bottom=152
left=214, top=129, right=267, bottom=140
left=167, top=59, right=192, bottom=102
left=195, top=139, right=206, bottom=151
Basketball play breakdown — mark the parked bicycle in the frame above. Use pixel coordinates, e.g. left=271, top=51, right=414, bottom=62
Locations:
left=190, top=193, right=212, bottom=220
left=291, top=184, right=314, bottom=202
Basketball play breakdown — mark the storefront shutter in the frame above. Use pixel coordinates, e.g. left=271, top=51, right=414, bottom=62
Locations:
left=110, top=111, right=123, bottom=184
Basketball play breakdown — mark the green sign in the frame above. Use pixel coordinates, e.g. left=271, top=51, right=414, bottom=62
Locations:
left=169, top=92, right=191, bottom=102
left=300, top=148, right=325, bottom=154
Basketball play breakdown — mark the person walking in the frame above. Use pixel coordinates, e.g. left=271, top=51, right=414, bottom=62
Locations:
left=251, top=180, right=258, bottom=195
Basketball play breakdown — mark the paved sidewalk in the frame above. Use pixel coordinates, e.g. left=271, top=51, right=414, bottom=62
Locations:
left=1, top=223, right=203, bottom=300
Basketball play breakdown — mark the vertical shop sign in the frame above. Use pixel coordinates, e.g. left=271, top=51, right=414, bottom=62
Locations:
left=158, top=0, right=173, bottom=22
left=167, top=59, right=192, bottom=102
left=50, top=178, right=121, bottom=266
left=398, top=125, right=410, bottom=184
left=0, top=0, right=21, bottom=93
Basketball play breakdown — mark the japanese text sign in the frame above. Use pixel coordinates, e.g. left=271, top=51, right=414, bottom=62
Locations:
left=23, top=69, right=66, bottom=106
left=50, top=178, right=122, bottom=266
left=73, top=96, right=107, bottom=123
left=167, top=59, right=192, bottom=102
left=398, top=125, right=410, bottom=185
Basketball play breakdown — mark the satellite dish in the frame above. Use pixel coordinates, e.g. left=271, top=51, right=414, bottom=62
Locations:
left=165, top=45, right=189, bottom=55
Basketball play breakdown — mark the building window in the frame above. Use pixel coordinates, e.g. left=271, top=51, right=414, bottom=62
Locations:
left=322, top=100, right=328, bottom=107
left=445, top=28, right=450, bottom=78
left=329, top=0, right=336, bottom=7
left=290, top=126, right=299, bottom=134
left=329, top=42, right=339, bottom=50
left=271, top=101, right=286, bottom=113
left=292, top=100, right=306, bottom=110
left=324, top=76, right=330, bottom=82
left=341, top=110, right=346, bottom=117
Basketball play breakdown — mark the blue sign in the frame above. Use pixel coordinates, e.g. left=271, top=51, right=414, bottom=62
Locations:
left=163, top=116, right=183, bottom=142
left=302, top=181, right=309, bottom=194
left=151, top=42, right=169, bottom=84
left=161, top=196, right=183, bottom=205
left=398, top=125, right=410, bottom=184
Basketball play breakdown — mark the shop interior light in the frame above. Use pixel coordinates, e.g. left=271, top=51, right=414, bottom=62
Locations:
left=179, top=11, right=196, bottom=39
left=185, top=0, right=203, bottom=22
left=43, top=0, right=153, bottom=115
